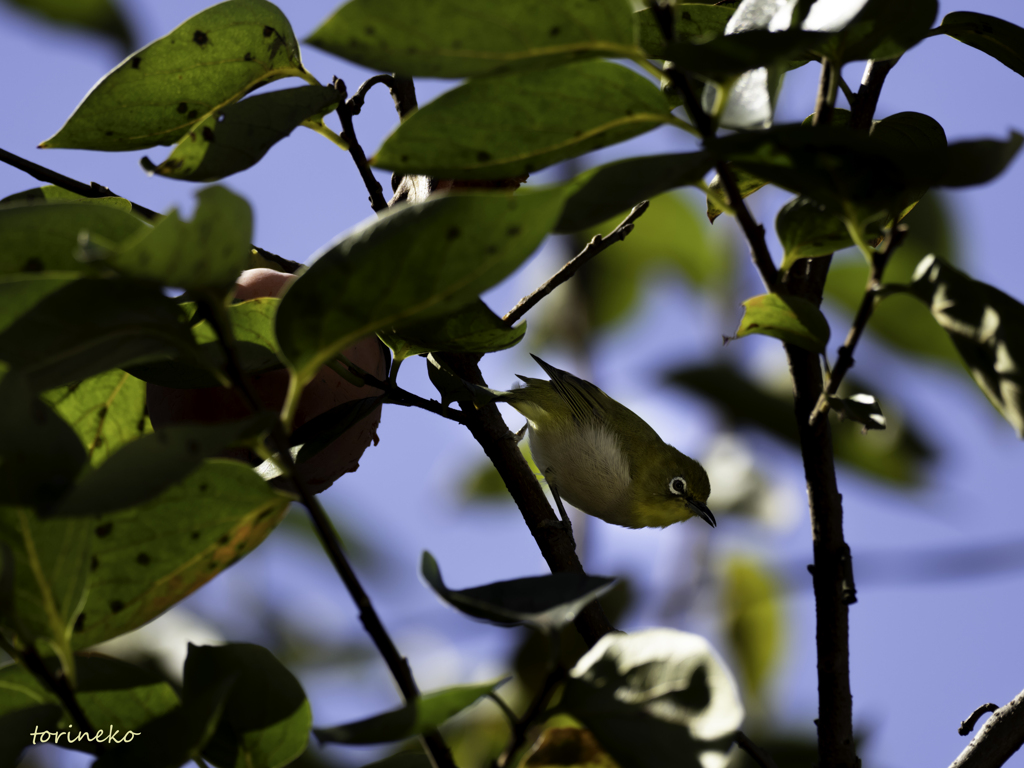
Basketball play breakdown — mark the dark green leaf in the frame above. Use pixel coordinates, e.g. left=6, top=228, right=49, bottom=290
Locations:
left=358, top=755, right=433, bottom=768
left=42, top=0, right=309, bottom=151
left=145, top=85, right=340, bottom=182
left=663, top=29, right=829, bottom=82
left=425, top=353, right=498, bottom=409
left=185, top=643, right=311, bottom=768
left=315, top=680, right=502, bottom=744
left=0, top=704, right=62, bottom=765
left=823, top=192, right=961, bottom=363
left=42, top=370, right=150, bottom=468
left=556, top=152, right=713, bottom=233
left=938, top=133, right=1024, bottom=187
left=422, top=551, right=614, bottom=631
left=735, top=293, right=830, bottom=352
left=277, top=187, right=567, bottom=386
left=308, top=0, right=638, bottom=78
left=636, top=3, right=734, bottom=59
left=2, top=0, right=131, bottom=49
left=777, top=196, right=856, bottom=267
left=48, top=413, right=276, bottom=518
left=706, top=165, right=767, bottom=223
left=560, top=629, right=743, bottom=768
left=0, top=372, right=87, bottom=511
left=804, top=0, right=937, bottom=62
left=667, top=363, right=934, bottom=484
left=94, top=676, right=234, bottom=768
left=105, top=186, right=252, bottom=291
left=372, top=61, right=674, bottom=180
left=379, top=299, right=525, bottom=361
left=73, top=460, right=291, bottom=648
left=0, top=276, right=201, bottom=392
left=908, top=255, right=1024, bottom=436
left=827, top=393, right=885, bottom=430
left=721, top=557, right=783, bottom=701
left=0, top=202, right=147, bottom=275
left=938, top=12, right=1024, bottom=79
left=0, top=655, right=180, bottom=752
left=0, top=185, right=132, bottom=212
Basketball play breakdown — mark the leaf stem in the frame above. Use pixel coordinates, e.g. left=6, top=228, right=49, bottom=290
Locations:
left=303, top=119, right=350, bottom=151
left=503, top=200, right=650, bottom=326
left=331, top=357, right=468, bottom=425
left=497, top=666, right=567, bottom=768
left=18, top=643, right=98, bottom=742
left=735, top=732, right=780, bottom=768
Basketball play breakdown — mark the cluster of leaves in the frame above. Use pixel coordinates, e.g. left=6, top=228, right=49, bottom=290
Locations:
left=5, top=0, right=1024, bottom=766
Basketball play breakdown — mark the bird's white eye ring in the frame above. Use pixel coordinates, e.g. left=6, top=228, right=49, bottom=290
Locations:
left=669, top=477, right=687, bottom=496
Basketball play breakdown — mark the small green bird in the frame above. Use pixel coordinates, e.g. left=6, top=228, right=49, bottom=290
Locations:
left=500, top=355, right=715, bottom=530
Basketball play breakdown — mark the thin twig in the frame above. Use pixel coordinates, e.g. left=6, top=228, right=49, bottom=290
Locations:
left=949, top=689, right=1024, bottom=768
left=497, top=667, right=567, bottom=768
left=200, top=297, right=455, bottom=768
left=347, top=74, right=397, bottom=115
left=332, top=77, right=389, bottom=213
left=961, top=704, right=1001, bottom=737
left=328, top=358, right=468, bottom=425
left=850, top=58, right=899, bottom=131
left=735, top=732, right=780, bottom=768
left=808, top=224, right=906, bottom=425
left=1, top=146, right=158, bottom=220
left=488, top=692, right=520, bottom=731
left=503, top=201, right=649, bottom=326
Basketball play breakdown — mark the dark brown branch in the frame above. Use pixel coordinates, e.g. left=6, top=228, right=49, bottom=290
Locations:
left=497, top=666, right=567, bottom=768
left=849, top=58, right=899, bottom=131
left=1, top=146, right=158, bottom=220
left=19, top=643, right=97, bottom=742
left=331, top=358, right=468, bottom=425
left=201, top=297, right=455, bottom=768
left=332, top=77, right=389, bottom=214
left=961, top=704, right=1001, bottom=737
left=808, top=224, right=906, bottom=425
left=503, top=201, right=649, bottom=326
left=346, top=74, right=396, bottom=115
left=949, top=690, right=1024, bottom=768
left=735, top=732, right=780, bottom=768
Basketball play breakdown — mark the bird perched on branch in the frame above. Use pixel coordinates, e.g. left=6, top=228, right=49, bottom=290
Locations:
left=499, top=355, right=714, bottom=532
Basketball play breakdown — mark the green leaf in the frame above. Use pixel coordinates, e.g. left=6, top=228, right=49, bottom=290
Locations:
left=0, top=655, right=180, bottom=752
left=908, top=255, right=1024, bottom=437
left=315, top=679, right=502, bottom=744
left=72, top=460, right=291, bottom=648
left=805, top=0, right=937, bottom=63
left=706, top=165, right=767, bottom=223
left=827, top=393, right=886, bottom=430
left=0, top=505, right=91, bottom=677
left=736, top=293, right=830, bottom=352
left=2, top=0, right=131, bottom=49
left=42, top=0, right=309, bottom=151
left=937, top=12, right=1024, bottom=79
left=372, top=61, right=674, bottom=180
left=667, top=363, right=934, bottom=484
left=94, top=676, right=234, bottom=768
left=0, top=202, right=148, bottom=275
left=105, top=187, right=252, bottom=291
left=422, top=551, right=615, bottom=631
left=277, top=187, right=567, bottom=386
left=0, top=275, right=201, bottom=392
left=574, top=191, right=733, bottom=329
left=0, top=372, right=87, bottom=511
left=664, top=29, right=828, bottom=83
left=379, top=299, right=525, bottom=362
left=560, top=629, right=744, bottom=768
left=42, top=370, right=150, bottom=468
left=721, top=557, right=783, bottom=702
left=556, top=152, right=713, bottom=233
left=777, top=196, right=856, bottom=268
left=0, top=704, right=61, bottom=765
left=184, top=643, right=311, bottom=768
left=0, top=185, right=132, bottom=212
left=308, top=0, right=638, bottom=78
left=144, top=85, right=340, bottom=182
left=636, top=3, right=734, bottom=59
left=358, top=756, right=433, bottom=768
left=938, top=133, right=1024, bottom=187
left=823, top=192, right=961, bottom=363
left=49, top=413, right=277, bottom=518
left=130, top=297, right=283, bottom=389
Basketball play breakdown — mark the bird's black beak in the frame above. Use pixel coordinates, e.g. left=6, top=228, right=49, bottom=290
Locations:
left=688, top=499, right=716, bottom=528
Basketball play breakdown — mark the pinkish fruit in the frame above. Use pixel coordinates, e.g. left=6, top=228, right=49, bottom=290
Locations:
left=147, top=268, right=385, bottom=493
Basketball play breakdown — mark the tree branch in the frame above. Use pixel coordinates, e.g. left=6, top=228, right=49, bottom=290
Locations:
left=497, top=666, right=567, bottom=768
left=201, top=297, right=455, bottom=768
left=949, top=690, right=1024, bottom=768
left=18, top=643, right=97, bottom=741
left=503, top=201, right=649, bottom=326
left=961, top=704, right=1001, bottom=737
left=332, top=77, right=389, bottom=214
left=346, top=74, right=397, bottom=116
left=735, top=732, right=780, bottom=768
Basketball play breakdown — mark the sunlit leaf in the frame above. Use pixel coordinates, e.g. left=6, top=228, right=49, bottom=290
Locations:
left=706, top=165, right=767, bottom=223
left=804, top=0, right=937, bottom=62
left=735, top=293, right=830, bottom=352
left=372, top=61, right=674, bottom=180
left=0, top=185, right=132, bottom=212
left=827, top=393, right=885, bottom=430
left=422, top=552, right=614, bottom=632
left=379, top=299, right=525, bottom=362
left=42, top=0, right=309, bottom=151
left=145, top=85, right=340, bottom=182
left=308, top=0, right=638, bottom=77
